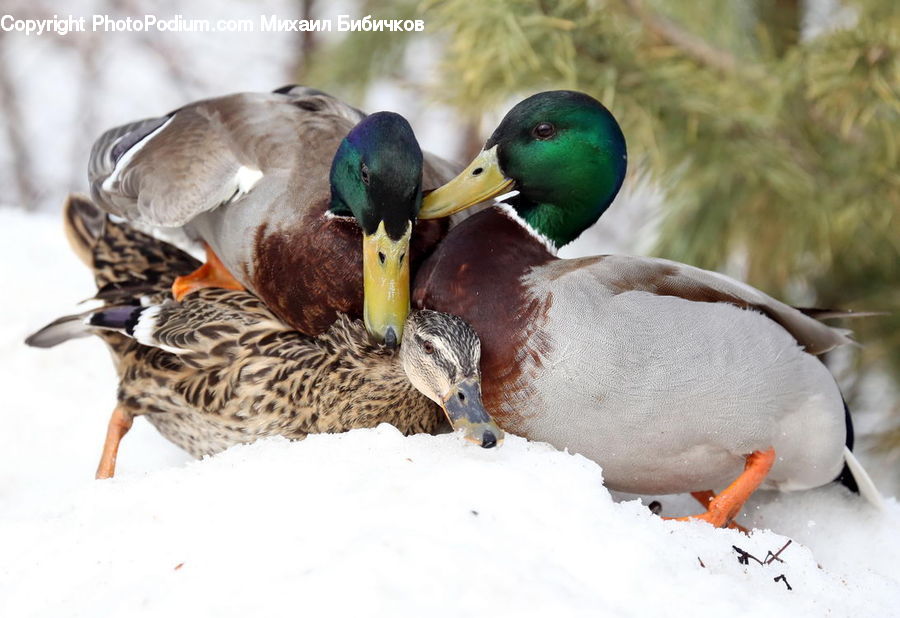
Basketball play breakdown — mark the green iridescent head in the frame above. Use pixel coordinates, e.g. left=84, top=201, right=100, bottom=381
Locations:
left=328, top=112, right=424, bottom=346
left=420, top=91, right=627, bottom=249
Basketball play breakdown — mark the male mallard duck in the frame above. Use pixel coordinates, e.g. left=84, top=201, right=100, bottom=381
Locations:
left=27, top=196, right=502, bottom=478
left=414, top=90, right=882, bottom=527
left=89, top=86, right=458, bottom=344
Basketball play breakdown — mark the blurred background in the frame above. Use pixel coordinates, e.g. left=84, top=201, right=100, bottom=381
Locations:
left=1, top=0, right=897, bottom=490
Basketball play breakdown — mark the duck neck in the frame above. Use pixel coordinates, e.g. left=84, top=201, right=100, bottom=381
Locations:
left=327, top=189, right=352, bottom=217
left=503, top=183, right=617, bottom=251
left=318, top=319, right=442, bottom=433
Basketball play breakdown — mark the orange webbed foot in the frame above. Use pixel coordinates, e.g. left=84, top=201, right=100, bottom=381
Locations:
left=663, top=449, right=775, bottom=530
left=172, top=244, right=244, bottom=301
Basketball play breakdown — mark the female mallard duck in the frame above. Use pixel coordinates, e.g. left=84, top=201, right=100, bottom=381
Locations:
left=414, top=90, right=882, bottom=527
left=27, top=196, right=502, bottom=478
left=89, top=86, right=458, bottom=345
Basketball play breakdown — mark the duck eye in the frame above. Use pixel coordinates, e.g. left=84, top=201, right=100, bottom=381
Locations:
left=532, top=122, right=556, bottom=140
left=423, top=341, right=434, bottom=354
left=361, top=163, right=370, bottom=185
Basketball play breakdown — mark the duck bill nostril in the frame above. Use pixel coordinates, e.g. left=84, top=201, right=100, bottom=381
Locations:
left=440, top=377, right=505, bottom=448
left=362, top=222, right=410, bottom=345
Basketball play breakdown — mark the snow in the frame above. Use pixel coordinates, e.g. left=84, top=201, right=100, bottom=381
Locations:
left=2, top=208, right=900, bottom=616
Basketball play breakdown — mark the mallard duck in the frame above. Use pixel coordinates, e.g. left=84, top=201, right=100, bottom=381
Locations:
left=88, top=86, right=458, bottom=345
left=414, top=90, right=882, bottom=527
left=27, top=196, right=502, bottom=478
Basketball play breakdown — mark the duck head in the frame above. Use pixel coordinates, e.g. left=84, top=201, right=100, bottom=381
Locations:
left=329, top=111, right=424, bottom=347
left=401, top=310, right=504, bottom=449
left=420, top=90, right=627, bottom=249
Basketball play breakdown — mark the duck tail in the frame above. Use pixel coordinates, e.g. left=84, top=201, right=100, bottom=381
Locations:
left=25, top=195, right=105, bottom=349
left=62, top=193, right=105, bottom=268
left=842, top=447, right=885, bottom=511
left=835, top=397, right=859, bottom=493
left=25, top=312, right=94, bottom=348
left=26, top=305, right=144, bottom=350
left=834, top=397, right=884, bottom=510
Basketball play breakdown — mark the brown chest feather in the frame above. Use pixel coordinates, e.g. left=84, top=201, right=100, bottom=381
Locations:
left=413, top=208, right=555, bottom=431
left=253, top=207, right=448, bottom=335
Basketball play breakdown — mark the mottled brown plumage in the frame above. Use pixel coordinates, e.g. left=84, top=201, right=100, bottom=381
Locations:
left=114, top=302, right=442, bottom=458
left=28, top=196, right=502, bottom=460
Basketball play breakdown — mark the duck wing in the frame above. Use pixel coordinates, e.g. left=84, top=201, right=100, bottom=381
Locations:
left=88, top=288, right=284, bottom=358
left=86, top=290, right=369, bottom=372
left=88, top=104, right=248, bottom=226
left=542, top=254, right=853, bottom=355
left=88, top=88, right=365, bottom=227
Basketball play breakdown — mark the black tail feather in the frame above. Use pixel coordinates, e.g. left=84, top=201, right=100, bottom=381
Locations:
left=835, top=398, right=859, bottom=493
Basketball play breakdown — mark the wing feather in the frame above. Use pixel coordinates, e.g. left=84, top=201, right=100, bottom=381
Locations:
left=88, top=88, right=370, bottom=228
left=543, top=255, right=853, bottom=355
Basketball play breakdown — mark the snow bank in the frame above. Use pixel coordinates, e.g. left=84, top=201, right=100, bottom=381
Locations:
left=2, top=428, right=899, bottom=617
left=2, top=208, right=899, bottom=616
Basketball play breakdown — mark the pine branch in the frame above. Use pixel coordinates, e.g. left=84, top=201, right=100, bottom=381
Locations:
left=621, top=0, right=739, bottom=73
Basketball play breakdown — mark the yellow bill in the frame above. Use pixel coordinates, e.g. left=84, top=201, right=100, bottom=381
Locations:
left=418, top=146, right=514, bottom=219
left=363, top=220, right=411, bottom=347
